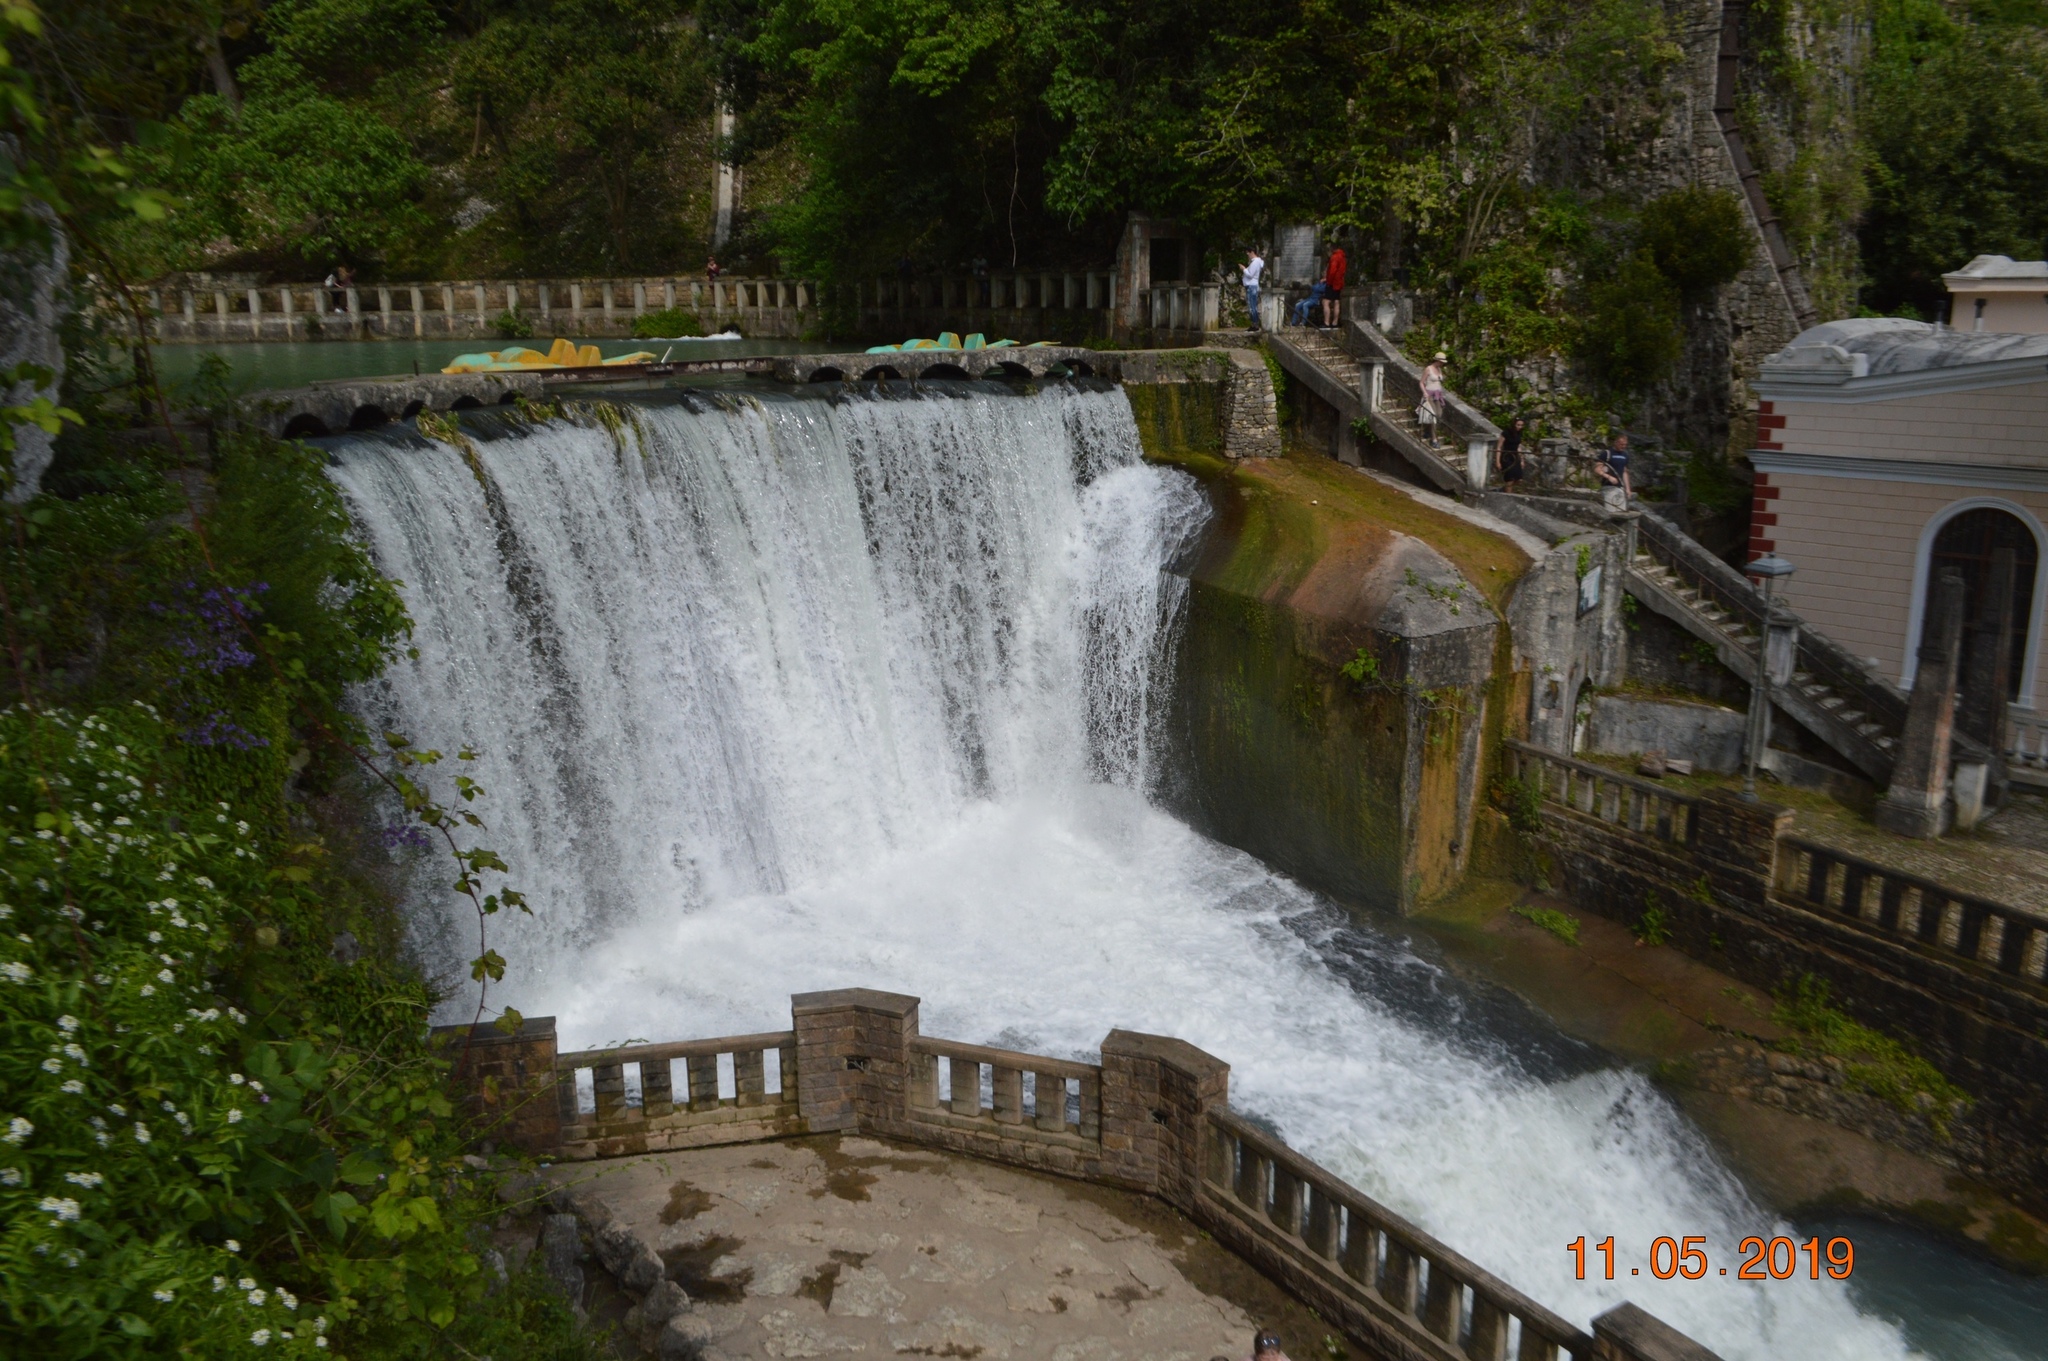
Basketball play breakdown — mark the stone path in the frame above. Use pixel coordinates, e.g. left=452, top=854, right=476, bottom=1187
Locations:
left=541, top=1135, right=1332, bottom=1361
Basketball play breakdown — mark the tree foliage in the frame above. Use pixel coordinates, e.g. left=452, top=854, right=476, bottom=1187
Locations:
left=1863, top=21, right=2048, bottom=312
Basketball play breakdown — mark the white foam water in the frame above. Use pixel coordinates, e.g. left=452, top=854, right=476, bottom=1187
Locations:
left=329, top=384, right=1922, bottom=1360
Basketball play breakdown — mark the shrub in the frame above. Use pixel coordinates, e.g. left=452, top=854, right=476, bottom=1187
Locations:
left=630, top=307, right=702, bottom=339
left=491, top=310, right=533, bottom=340
left=1, top=418, right=591, bottom=1359
left=1633, top=894, right=1672, bottom=946
left=1638, top=187, right=1752, bottom=295
left=1577, top=252, right=1682, bottom=393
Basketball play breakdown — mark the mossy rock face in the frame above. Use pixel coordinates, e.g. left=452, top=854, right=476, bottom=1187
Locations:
left=1150, top=447, right=1506, bottom=914
left=1124, top=382, right=1224, bottom=459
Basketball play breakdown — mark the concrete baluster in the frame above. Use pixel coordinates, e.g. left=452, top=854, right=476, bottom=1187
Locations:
left=1303, top=1184, right=1338, bottom=1259
left=377, top=286, right=392, bottom=337
left=472, top=284, right=486, bottom=328
left=1421, top=1260, right=1461, bottom=1343
left=1878, top=567, right=1967, bottom=836
left=1467, top=1296, right=1511, bottom=1361
left=1269, top=1164, right=1302, bottom=1236
left=246, top=288, right=262, bottom=338
left=1033, top=1071, right=1067, bottom=1132
left=602, top=282, right=615, bottom=329
left=949, top=1058, right=981, bottom=1116
left=505, top=283, right=519, bottom=321
left=214, top=290, right=230, bottom=337
left=633, top=281, right=646, bottom=316
left=662, top=280, right=675, bottom=310
left=441, top=286, right=456, bottom=329
left=407, top=287, right=421, bottom=336
left=536, top=283, right=550, bottom=325
left=992, top=1065, right=1023, bottom=1124
left=1339, top=1212, right=1376, bottom=1285
left=570, top=283, right=584, bottom=330
left=910, top=1050, right=938, bottom=1109
left=735, top=1048, right=766, bottom=1107
left=686, top=1053, right=719, bottom=1112
left=1382, top=1239, right=1420, bottom=1314
left=642, top=1056, right=674, bottom=1118
left=591, top=1060, right=626, bottom=1124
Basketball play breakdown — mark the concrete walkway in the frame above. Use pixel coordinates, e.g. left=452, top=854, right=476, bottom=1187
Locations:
left=543, top=1134, right=1337, bottom=1361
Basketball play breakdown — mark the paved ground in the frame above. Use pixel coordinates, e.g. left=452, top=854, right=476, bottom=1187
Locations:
left=539, top=1135, right=1343, bottom=1361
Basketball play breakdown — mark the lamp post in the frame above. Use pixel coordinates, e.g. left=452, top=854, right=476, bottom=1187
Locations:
left=1742, top=554, right=1796, bottom=801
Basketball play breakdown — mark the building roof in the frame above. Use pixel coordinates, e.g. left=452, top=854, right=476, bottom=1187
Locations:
left=1944, top=254, right=2048, bottom=289
left=1756, top=318, right=2048, bottom=398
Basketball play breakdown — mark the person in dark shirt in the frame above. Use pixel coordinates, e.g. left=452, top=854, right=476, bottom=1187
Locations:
left=1498, top=416, right=1528, bottom=489
left=1596, top=431, right=1632, bottom=504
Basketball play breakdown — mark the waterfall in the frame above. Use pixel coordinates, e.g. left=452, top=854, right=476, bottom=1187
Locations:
left=329, top=384, right=1919, bottom=1361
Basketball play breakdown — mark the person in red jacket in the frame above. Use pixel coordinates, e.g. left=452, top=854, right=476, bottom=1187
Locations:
left=1320, top=247, right=1347, bottom=328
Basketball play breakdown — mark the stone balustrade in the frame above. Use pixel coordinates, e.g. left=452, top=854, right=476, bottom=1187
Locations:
left=434, top=989, right=1722, bottom=1361
left=123, top=276, right=824, bottom=344
left=115, top=267, right=1260, bottom=346
left=1775, top=836, right=2048, bottom=983
left=1504, top=740, right=1701, bottom=848
left=907, top=1034, right=1102, bottom=1144
left=551, top=1030, right=804, bottom=1161
left=1202, top=1107, right=1590, bottom=1361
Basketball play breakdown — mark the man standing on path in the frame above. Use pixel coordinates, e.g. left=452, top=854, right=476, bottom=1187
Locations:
left=1596, top=431, right=1632, bottom=507
left=1241, top=247, right=1264, bottom=331
left=1320, top=246, right=1346, bottom=328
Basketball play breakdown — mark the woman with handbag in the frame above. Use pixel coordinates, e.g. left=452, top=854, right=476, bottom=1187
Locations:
left=1419, top=351, right=1448, bottom=446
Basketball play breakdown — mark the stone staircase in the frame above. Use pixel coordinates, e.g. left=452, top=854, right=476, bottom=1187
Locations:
left=1268, top=324, right=1474, bottom=493
left=1619, top=511, right=1986, bottom=786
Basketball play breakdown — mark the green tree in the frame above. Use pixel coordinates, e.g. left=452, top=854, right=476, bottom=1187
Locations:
left=1863, top=24, right=2048, bottom=312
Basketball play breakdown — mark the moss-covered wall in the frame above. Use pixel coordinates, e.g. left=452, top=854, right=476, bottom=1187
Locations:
left=1144, top=441, right=1514, bottom=914
left=1124, top=382, right=1224, bottom=458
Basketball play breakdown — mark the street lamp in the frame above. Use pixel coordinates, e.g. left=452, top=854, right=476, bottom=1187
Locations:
left=1742, top=554, right=1797, bottom=801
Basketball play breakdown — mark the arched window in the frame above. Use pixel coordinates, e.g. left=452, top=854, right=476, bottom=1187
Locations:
left=1910, top=503, right=2041, bottom=703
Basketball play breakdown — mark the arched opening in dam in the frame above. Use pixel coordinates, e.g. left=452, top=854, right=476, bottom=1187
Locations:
left=325, top=381, right=2023, bottom=1361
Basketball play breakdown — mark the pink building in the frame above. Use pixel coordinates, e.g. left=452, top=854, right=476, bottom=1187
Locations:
left=1746, top=309, right=2047, bottom=774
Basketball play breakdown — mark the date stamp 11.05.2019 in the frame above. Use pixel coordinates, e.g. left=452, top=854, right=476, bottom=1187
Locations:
left=1566, top=1235, right=1854, bottom=1282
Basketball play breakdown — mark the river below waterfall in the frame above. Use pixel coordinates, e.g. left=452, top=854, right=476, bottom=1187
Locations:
left=326, top=382, right=2039, bottom=1360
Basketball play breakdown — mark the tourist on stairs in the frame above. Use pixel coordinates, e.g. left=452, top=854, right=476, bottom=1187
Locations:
left=1244, top=1329, right=1292, bottom=1361
left=1320, top=246, right=1346, bottom=328
left=1419, top=351, right=1447, bottom=445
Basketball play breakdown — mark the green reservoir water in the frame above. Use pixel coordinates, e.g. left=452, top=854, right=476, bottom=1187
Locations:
left=151, top=336, right=823, bottom=394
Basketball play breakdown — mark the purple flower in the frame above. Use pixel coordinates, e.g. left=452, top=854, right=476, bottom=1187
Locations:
left=380, top=824, right=433, bottom=853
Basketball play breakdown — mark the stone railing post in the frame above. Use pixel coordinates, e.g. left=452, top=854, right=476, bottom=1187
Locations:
left=1097, top=1030, right=1229, bottom=1208
left=1879, top=566, right=1966, bottom=837
left=1691, top=788, right=1792, bottom=904
left=790, top=988, right=920, bottom=1136
left=1591, top=1303, right=1727, bottom=1361
left=430, top=1016, right=563, bottom=1155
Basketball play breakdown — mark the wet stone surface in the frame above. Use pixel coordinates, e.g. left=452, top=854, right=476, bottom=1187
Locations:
left=543, top=1134, right=1329, bottom=1361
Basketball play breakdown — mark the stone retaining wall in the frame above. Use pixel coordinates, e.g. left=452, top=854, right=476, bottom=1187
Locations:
left=1505, top=740, right=2048, bottom=1204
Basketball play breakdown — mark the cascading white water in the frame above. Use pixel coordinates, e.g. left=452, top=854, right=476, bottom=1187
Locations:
left=330, top=385, right=1923, bottom=1361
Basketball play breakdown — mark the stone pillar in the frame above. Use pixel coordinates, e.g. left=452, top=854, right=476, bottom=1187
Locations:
left=279, top=286, right=295, bottom=339
left=246, top=287, right=262, bottom=338
left=377, top=286, right=392, bottom=337
left=1591, top=1303, right=1727, bottom=1361
left=1098, top=1031, right=1229, bottom=1210
left=431, top=1016, right=563, bottom=1154
left=1691, top=788, right=1792, bottom=904
left=473, top=284, right=488, bottom=328
left=1113, top=211, right=1150, bottom=332
left=409, top=286, right=424, bottom=336
left=1878, top=567, right=1967, bottom=837
left=790, top=988, right=920, bottom=1136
